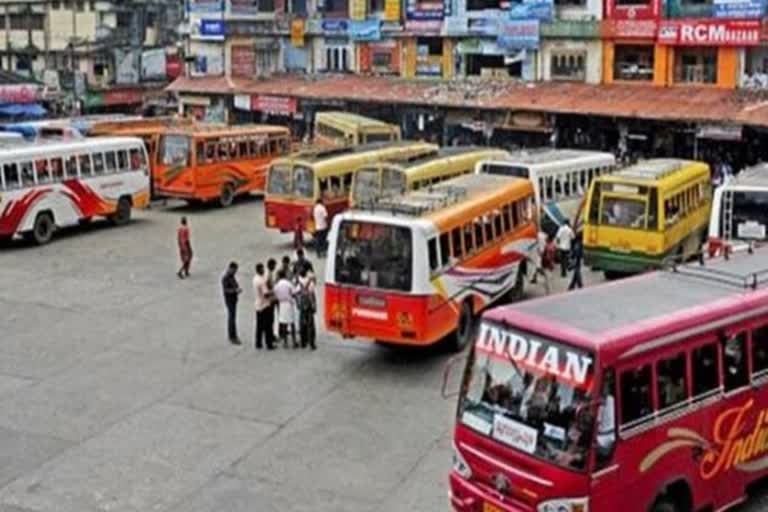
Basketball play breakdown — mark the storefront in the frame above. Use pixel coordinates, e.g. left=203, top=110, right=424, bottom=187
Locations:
left=359, top=40, right=401, bottom=74
left=602, top=19, right=664, bottom=85
left=83, top=88, right=145, bottom=114
left=308, top=19, right=355, bottom=72
left=402, top=0, right=453, bottom=79
left=657, top=19, right=759, bottom=89
left=540, top=20, right=601, bottom=83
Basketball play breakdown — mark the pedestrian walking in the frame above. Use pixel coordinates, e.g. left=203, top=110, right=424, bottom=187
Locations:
left=221, top=261, right=242, bottom=345
left=253, top=263, right=275, bottom=350
left=313, top=198, right=329, bottom=258
left=293, top=216, right=304, bottom=252
left=568, top=236, right=584, bottom=291
left=266, top=258, right=278, bottom=342
left=530, top=230, right=548, bottom=285
left=555, top=220, right=575, bottom=278
left=295, top=267, right=317, bottom=350
left=176, top=217, right=192, bottom=279
left=274, top=270, right=299, bottom=348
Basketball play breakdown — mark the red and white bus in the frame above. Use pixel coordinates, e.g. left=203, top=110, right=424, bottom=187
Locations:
left=325, top=173, right=537, bottom=351
left=0, top=137, right=150, bottom=244
left=450, top=247, right=768, bottom=512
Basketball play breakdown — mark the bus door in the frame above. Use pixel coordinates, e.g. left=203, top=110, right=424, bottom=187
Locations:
left=320, top=174, right=352, bottom=223
left=590, top=368, right=618, bottom=511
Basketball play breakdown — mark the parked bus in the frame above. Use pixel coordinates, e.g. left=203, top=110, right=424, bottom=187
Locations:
left=155, top=124, right=291, bottom=206
left=477, top=148, right=617, bottom=235
left=0, top=137, right=150, bottom=244
left=314, top=111, right=401, bottom=147
left=583, top=159, right=712, bottom=277
left=450, top=247, right=768, bottom=512
left=708, top=163, right=768, bottom=256
left=351, top=146, right=509, bottom=206
left=265, top=141, right=436, bottom=234
left=325, top=173, right=537, bottom=351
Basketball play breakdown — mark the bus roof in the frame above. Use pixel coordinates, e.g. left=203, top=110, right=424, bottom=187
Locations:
left=365, top=173, right=531, bottom=220
left=0, top=136, right=144, bottom=159
left=164, top=124, right=289, bottom=137
left=89, top=117, right=199, bottom=135
left=285, top=141, right=434, bottom=166
left=488, top=248, right=768, bottom=359
left=722, top=164, right=768, bottom=189
left=603, top=159, right=708, bottom=185
left=315, top=111, right=395, bottom=130
left=377, top=146, right=506, bottom=170
left=504, top=148, right=614, bottom=165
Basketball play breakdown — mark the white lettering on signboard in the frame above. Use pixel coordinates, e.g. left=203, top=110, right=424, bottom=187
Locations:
left=493, top=414, right=538, bottom=454
left=737, top=221, right=767, bottom=240
left=476, top=323, right=594, bottom=386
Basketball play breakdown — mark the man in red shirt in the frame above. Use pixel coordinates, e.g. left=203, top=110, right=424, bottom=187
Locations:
left=177, top=217, right=193, bottom=279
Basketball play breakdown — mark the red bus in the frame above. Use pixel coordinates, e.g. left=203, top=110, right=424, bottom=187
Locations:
left=450, top=248, right=768, bottom=512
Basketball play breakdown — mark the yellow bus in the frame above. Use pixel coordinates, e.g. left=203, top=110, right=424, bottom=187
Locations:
left=314, top=111, right=401, bottom=147
left=584, top=158, right=712, bottom=276
left=265, top=141, right=437, bottom=233
left=351, top=146, right=509, bottom=206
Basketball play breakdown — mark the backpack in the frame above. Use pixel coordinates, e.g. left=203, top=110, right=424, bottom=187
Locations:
left=295, top=280, right=316, bottom=313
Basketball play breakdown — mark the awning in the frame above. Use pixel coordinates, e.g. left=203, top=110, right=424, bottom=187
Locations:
left=0, top=103, right=46, bottom=117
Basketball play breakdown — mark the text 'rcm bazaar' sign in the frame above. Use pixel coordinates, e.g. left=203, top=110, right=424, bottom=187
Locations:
left=658, top=19, right=761, bottom=46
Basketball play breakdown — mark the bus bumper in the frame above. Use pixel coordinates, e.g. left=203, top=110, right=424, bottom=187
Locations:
left=584, top=247, right=661, bottom=275
left=450, top=472, right=528, bottom=512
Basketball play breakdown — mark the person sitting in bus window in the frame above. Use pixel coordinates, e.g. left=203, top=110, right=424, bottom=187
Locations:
left=35, top=160, right=49, bottom=183
left=206, top=144, right=216, bottom=162
left=50, top=158, right=63, bottom=180
left=3, top=163, right=19, bottom=188
left=596, top=375, right=616, bottom=460
left=20, top=163, right=34, bottom=186
left=723, top=333, right=748, bottom=390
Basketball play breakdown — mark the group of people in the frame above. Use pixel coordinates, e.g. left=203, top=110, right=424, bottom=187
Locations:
left=530, top=219, right=584, bottom=292
left=223, top=249, right=318, bottom=350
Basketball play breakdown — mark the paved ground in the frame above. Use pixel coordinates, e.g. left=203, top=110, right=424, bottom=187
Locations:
left=0, top=196, right=763, bottom=512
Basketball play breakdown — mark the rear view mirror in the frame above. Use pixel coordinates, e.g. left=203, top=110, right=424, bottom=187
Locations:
left=441, top=354, right=467, bottom=399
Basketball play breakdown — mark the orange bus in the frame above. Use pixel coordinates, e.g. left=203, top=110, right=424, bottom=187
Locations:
left=156, top=124, right=291, bottom=206
left=325, top=173, right=538, bottom=351
left=264, top=141, right=436, bottom=234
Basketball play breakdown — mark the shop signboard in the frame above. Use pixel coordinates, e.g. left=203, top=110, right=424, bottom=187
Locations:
left=405, top=19, right=443, bottom=32
left=229, top=0, right=261, bottom=14
left=349, top=20, right=381, bottom=40
left=234, top=94, right=252, bottom=111
left=188, top=0, right=223, bottom=13
left=141, top=48, right=167, bottom=80
left=192, top=18, right=226, bottom=40
left=468, top=18, right=498, bottom=36
left=384, top=0, right=401, bottom=21
left=602, top=19, right=658, bottom=39
left=713, top=0, right=765, bottom=18
left=350, top=0, right=367, bottom=19
left=498, top=19, right=540, bottom=50
left=291, top=18, right=305, bottom=46
left=114, top=49, right=140, bottom=84
left=252, top=95, right=298, bottom=114
left=191, top=45, right=225, bottom=76
left=406, top=0, right=446, bottom=21
left=658, top=19, right=760, bottom=46
left=443, top=16, right=467, bottom=35
left=508, top=0, right=553, bottom=21
left=0, top=84, right=43, bottom=103
left=230, top=44, right=256, bottom=77
left=321, top=19, right=349, bottom=34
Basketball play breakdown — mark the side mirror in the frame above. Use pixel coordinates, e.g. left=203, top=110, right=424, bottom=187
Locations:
left=441, top=354, right=467, bottom=400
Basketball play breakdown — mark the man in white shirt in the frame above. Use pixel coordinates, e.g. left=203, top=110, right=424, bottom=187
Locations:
left=252, top=263, right=274, bottom=350
left=313, top=198, right=329, bottom=258
left=555, top=219, right=575, bottom=278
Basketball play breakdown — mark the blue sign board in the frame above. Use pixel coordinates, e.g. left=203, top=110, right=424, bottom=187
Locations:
left=321, top=19, right=350, bottom=33
left=200, top=19, right=226, bottom=37
left=349, top=20, right=381, bottom=41
left=508, top=0, right=553, bottom=21
left=713, top=0, right=765, bottom=18
left=467, top=18, right=498, bottom=35
left=187, top=0, right=223, bottom=13
left=497, top=19, right=540, bottom=50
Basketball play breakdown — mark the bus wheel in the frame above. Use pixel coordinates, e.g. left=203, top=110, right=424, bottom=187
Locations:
left=30, top=212, right=55, bottom=245
left=652, top=498, right=677, bottom=512
left=449, top=301, right=475, bottom=353
left=219, top=183, right=235, bottom=207
left=110, top=197, right=132, bottom=226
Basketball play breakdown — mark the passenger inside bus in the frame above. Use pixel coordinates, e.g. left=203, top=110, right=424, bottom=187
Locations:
left=20, top=162, right=34, bottom=186
left=596, top=372, right=616, bottom=461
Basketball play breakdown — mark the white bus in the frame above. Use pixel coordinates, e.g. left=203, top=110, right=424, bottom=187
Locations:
left=0, top=137, right=150, bottom=244
left=476, top=148, right=617, bottom=235
left=708, top=163, right=768, bottom=255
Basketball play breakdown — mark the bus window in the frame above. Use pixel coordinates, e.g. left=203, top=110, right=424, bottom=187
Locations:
left=196, top=143, right=205, bottom=164
left=93, top=153, right=105, bottom=175
left=545, top=176, right=553, bottom=201
left=511, top=201, right=520, bottom=227
left=439, top=233, right=450, bottom=267
left=620, top=365, right=652, bottom=425
left=723, top=332, right=749, bottom=392
left=239, top=140, right=249, bottom=158
left=452, top=227, right=463, bottom=260
left=752, top=325, right=768, bottom=378
left=428, top=238, right=439, bottom=272
left=647, top=188, right=659, bottom=231
left=79, top=155, right=92, bottom=176
left=563, top=174, right=571, bottom=197
left=65, top=156, right=78, bottom=178
left=463, top=224, right=474, bottom=254
left=483, top=216, right=494, bottom=243
left=596, top=369, right=617, bottom=468
left=492, top=211, right=503, bottom=238
left=50, top=157, right=63, bottom=180
left=294, top=166, right=314, bottom=199
left=130, top=148, right=146, bottom=171
left=21, top=161, right=35, bottom=186
left=474, top=218, right=484, bottom=249
left=554, top=177, right=563, bottom=198
left=657, top=353, right=687, bottom=411
left=692, top=343, right=719, bottom=397
left=501, top=204, right=512, bottom=233
left=579, top=171, right=587, bottom=194
left=105, top=152, right=117, bottom=174
left=36, top=160, right=51, bottom=183
left=3, top=163, right=19, bottom=188
left=162, top=135, right=190, bottom=166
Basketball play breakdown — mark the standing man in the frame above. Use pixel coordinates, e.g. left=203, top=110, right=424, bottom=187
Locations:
left=555, top=219, right=575, bottom=279
left=266, top=258, right=278, bottom=344
left=221, top=261, right=242, bottom=345
left=253, top=263, right=274, bottom=350
left=568, top=235, right=584, bottom=291
left=313, top=198, right=329, bottom=258
left=293, top=247, right=314, bottom=277
left=177, top=217, right=192, bottom=279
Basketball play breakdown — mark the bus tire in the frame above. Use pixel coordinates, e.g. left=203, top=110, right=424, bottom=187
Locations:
left=110, top=197, right=132, bottom=226
left=651, top=498, right=677, bottom=512
left=449, top=301, right=475, bottom=353
left=219, top=183, right=235, bottom=207
left=29, top=212, right=55, bottom=245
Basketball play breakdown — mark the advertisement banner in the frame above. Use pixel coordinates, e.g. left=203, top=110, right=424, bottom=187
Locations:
left=234, top=94, right=252, bottom=111
left=498, top=19, right=539, bottom=50
left=229, top=0, right=261, bottom=14
left=468, top=18, right=498, bottom=35
left=141, top=49, right=167, bottom=80
left=0, top=84, right=43, bottom=103
left=508, top=0, right=553, bottom=21
left=291, top=18, right=305, bottom=47
left=321, top=19, right=349, bottom=34
left=713, top=0, right=765, bottom=18
left=188, top=0, right=223, bottom=12
left=350, top=0, right=367, bottom=20
left=192, top=18, right=226, bottom=40
left=384, top=0, right=401, bottom=21
left=114, top=49, right=140, bottom=84
left=406, top=0, right=445, bottom=21
left=657, top=19, right=760, bottom=46
left=405, top=20, right=443, bottom=32
left=230, top=45, right=256, bottom=77
left=191, top=45, right=224, bottom=76
left=602, top=19, right=658, bottom=39
left=349, top=20, right=381, bottom=40
left=252, top=95, right=298, bottom=114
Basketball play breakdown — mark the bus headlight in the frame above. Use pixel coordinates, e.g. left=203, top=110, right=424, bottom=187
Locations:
left=452, top=443, right=472, bottom=480
left=538, top=498, right=588, bottom=512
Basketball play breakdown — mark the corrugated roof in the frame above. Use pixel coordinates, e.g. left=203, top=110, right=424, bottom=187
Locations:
left=166, top=74, right=768, bottom=128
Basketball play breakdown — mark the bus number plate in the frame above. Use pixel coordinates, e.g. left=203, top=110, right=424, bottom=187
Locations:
left=483, top=502, right=503, bottom=512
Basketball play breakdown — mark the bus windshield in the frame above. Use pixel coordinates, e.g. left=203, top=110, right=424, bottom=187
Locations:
left=460, top=321, right=596, bottom=472
left=267, top=165, right=315, bottom=198
left=268, top=165, right=292, bottom=195
left=729, top=190, right=768, bottom=241
left=353, top=168, right=380, bottom=204
left=590, top=182, right=657, bottom=230
left=480, top=163, right=529, bottom=178
left=364, top=132, right=396, bottom=144
left=161, top=135, right=190, bottom=166
left=334, top=221, right=412, bottom=292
